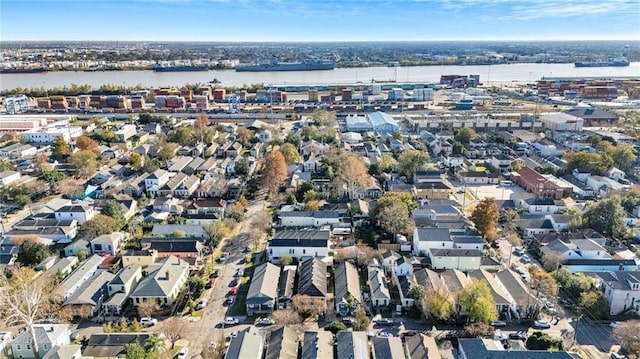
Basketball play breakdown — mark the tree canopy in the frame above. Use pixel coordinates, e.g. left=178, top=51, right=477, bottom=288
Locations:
left=333, top=154, right=370, bottom=198
left=70, top=150, right=99, bottom=178
left=377, top=201, right=413, bottom=238
left=75, top=135, right=100, bottom=152
left=397, top=150, right=430, bottom=181
left=279, top=143, right=301, bottom=165
left=17, top=239, right=50, bottom=267
left=564, top=151, right=612, bottom=176
left=454, top=127, right=477, bottom=144
left=581, top=195, right=628, bottom=238
left=102, top=199, right=126, bottom=228
left=422, top=288, right=455, bottom=321
left=598, top=141, right=637, bottom=173
left=459, top=280, right=498, bottom=323
left=470, top=197, right=500, bottom=242
left=261, top=150, right=288, bottom=194
left=51, top=136, right=70, bottom=161
left=80, top=214, right=120, bottom=237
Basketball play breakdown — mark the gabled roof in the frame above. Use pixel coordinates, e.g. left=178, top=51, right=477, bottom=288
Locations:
left=278, top=266, right=296, bottom=301
left=415, top=228, right=452, bottom=243
left=146, top=169, right=168, bottom=180
left=110, top=264, right=142, bottom=286
left=468, top=269, right=513, bottom=306
left=297, top=258, right=327, bottom=298
left=495, top=269, right=535, bottom=309
left=270, top=230, right=330, bottom=247
left=12, top=324, right=70, bottom=346
left=130, top=256, right=189, bottom=298
left=246, top=262, right=280, bottom=304
left=225, top=327, right=265, bottom=359
left=368, top=267, right=390, bottom=301
left=146, top=238, right=203, bottom=253
left=458, top=338, right=582, bottom=358
left=55, top=255, right=104, bottom=298
left=430, top=248, right=482, bottom=257
left=372, top=337, right=405, bottom=359
left=83, top=333, right=150, bottom=357
left=265, top=326, right=298, bottom=359
left=334, top=261, right=362, bottom=304
left=63, top=271, right=114, bottom=307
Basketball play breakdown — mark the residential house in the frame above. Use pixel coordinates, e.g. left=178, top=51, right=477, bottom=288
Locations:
left=0, top=170, right=21, bottom=187
left=0, top=143, right=37, bottom=159
left=63, top=239, right=89, bottom=257
left=90, top=232, right=127, bottom=256
left=54, top=203, right=95, bottom=224
left=151, top=224, right=208, bottom=240
left=392, top=256, right=414, bottom=278
left=412, top=228, right=454, bottom=256
left=278, top=210, right=341, bottom=227
left=469, top=269, right=515, bottom=317
left=268, top=230, right=331, bottom=263
left=457, top=338, right=582, bottom=359
left=521, top=197, right=566, bottom=214
left=413, top=181, right=452, bottom=200
left=265, top=326, right=298, bottom=359
left=143, top=239, right=204, bottom=266
left=144, top=169, right=170, bottom=195
left=300, top=140, right=329, bottom=158
left=54, top=255, right=104, bottom=301
left=42, top=257, right=78, bottom=282
left=130, top=256, right=190, bottom=307
left=278, top=265, right=296, bottom=310
left=381, top=250, right=402, bottom=275
left=121, top=249, right=157, bottom=267
left=122, top=175, right=146, bottom=198
left=168, top=157, right=192, bottom=173
left=62, top=271, right=114, bottom=317
left=301, top=331, right=333, bottom=359
left=336, top=332, right=369, bottom=359
left=297, top=258, right=328, bottom=311
left=40, top=344, right=82, bottom=359
left=495, top=269, right=540, bottom=319
left=83, top=333, right=150, bottom=359
left=489, top=154, right=516, bottom=173
left=459, top=171, right=501, bottom=185
left=246, top=262, right=280, bottom=316
left=368, top=267, right=391, bottom=308
left=566, top=107, right=617, bottom=127
left=589, top=271, right=640, bottom=316
left=225, top=327, right=265, bottom=359
left=334, top=261, right=362, bottom=316
left=186, top=198, right=227, bottom=217
left=183, top=157, right=205, bottom=175
left=6, top=218, right=77, bottom=245
left=372, top=337, right=405, bottom=359
left=104, top=264, right=142, bottom=316
left=404, top=335, right=442, bottom=359
left=226, top=142, right=243, bottom=158
left=11, top=324, right=71, bottom=359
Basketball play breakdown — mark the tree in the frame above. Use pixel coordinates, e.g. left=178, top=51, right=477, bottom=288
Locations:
left=145, top=333, right=166, bottom=357
left=564, top=152, right=612, bottom=176
left=70, top=150, right=99, bottom=178
left=75, top=135, right=100, bottom=152
left=130, top=318, right=142, bottom=333
left=236, top=127, right=254, bottom=146
left=378, top=154, right=395, bottom=173
left=541, top=252, right=562, bottom=272
left=261, top=150, right=288, bottom=194
left=377, top=201, right=412, bottom=239
left=137, top=299, right=159, bottom=318
left=333, top=154, right=370, bottom=198
left=528, top=265, right=558, bottom=298
left=125, top=344, right=147, bottom=359
left=270, top=309, right=302, bottom=326
left=579, top=290, right=610, bottom=319
left=305, top=200, right=320, bottom=212
left=599, top=141, right=637, bottom=173
left=553, top=269, right=594, bottom=299
left=235, top=157, right=250, bottom=177
left=409, top=286, right=425, bottom=302
left=397, top=150, right=430, bottom=181
left=15, top=194, right=31, bottom=208
left=0, top=267, right=58, bottom=359
left=353, top=306, right=370, bottom=331
left=292, top=294, right=325, bottom=318
left=51, top=136, right=70, bottom=161
left=202, top=333, right=227, bottom=359
left=470, top=198, right=500, bottom=242
left=169, top=126, right=195, bottom=146
left=614, top=320, right=640, bottom=357
left=422, top=288, right=455, bottom=320
left=464, top=322, right=493, bottom=338
left=459, top=280, right=498, bottom=323
left=525, top=331, right=564, bottom=351
left=157, top=142, right=178, bottom=161
left=80, top=214, right=120, bottom=237
left=279, top=143, right=301, bottom=165
left=312, top=109, right=337, bottom=127
left=41, top=170, right=66, bottom=190
left=102, top=199, right=126, bottom=228
left=582, top=195, right=628, bottom=238
left=325, top=321, right=348, bottom=334
left=376, top=192, right=418, bottom=214
left=455, top=127, right=477, bottom=144
left=17, top=239, right=50, bottom=267
left=129, top=153, right=143, bottom=171
left=280, top=254, right=293, bottom=266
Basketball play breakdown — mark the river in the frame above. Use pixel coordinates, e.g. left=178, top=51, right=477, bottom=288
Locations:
left=1, top=63, right=639, bottom=90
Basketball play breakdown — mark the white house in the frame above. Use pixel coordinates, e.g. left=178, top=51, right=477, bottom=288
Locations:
left=368, top=267, right=391, bottom=308
left=392, top=256, right=414, bottom=278
left=54, top=255, right=105, bottom=301
left=130, top=256, right=189, bottom=307
left=267, top=230, right=331, bottom=263
left=22, top=125, right=82, bottom=144
left=278, top=210, right=341, bottom=227
left=428, top=248, right=483, bottom=271
left=115, top=124, right=137, bottom=142
left=90, top=232, right=127, bottom=256
left=54, top=203, right=95, bottom=224
left=521, top=197, right=566, bottom=214
left=144, top=169, right=170, bottom=195
left=412, top=228, right=454, bottom=256
left=590, top=271, right=640, bottom=316
left=11, top=324, right=71, bottom=359
left=0, top=170, right=21, bottom=188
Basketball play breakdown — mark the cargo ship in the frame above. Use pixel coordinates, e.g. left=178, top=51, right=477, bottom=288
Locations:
left=0, top=67, right=49, bottom=74
left=235, top=57, right=334, bottom=72
left=152, top=64, right=209, bottom=72
left=575, top=57, right=630, bottom=68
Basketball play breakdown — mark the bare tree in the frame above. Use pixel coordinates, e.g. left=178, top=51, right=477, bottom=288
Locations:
left=542, top=252, right=562, bottom=272
left=202, top=332, right=227, bottom=359
left=614, top=320, right=640, bottom=357
left=161, top=317, right=185, bottom=349
left=0, top=267, right=58, bottom=359
left=292, top=295, right=326, bottom=319
left=270, top=310, right=302, bottom=326
left=137, top=299, right=159, bottom=318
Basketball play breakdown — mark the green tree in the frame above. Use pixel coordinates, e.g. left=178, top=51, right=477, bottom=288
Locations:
left=459, top=280, right=498, bottom=323
left=80, top=214, right=120, bottom=237
left=70, top=150, right=99, bottom=178
left=311, top=109, right=337, bottom=127
left=169, top=126, right=195, bottom=146
left=279, top=143, right=301, bottom=165
left=125, top=343, right=147, bottom=359
left=235, top=157, right=250, bottom=177
left=564, top=152, right=612, bottom=176
left=333, top=154, right=370, bottom=198
left=353, top=306, right=370, bottom=331
left=17, top=239, right=50, bottom=267
left=397, top=150, right=430, bottom=181
left=528, top=265, right=558, bottom=298
left=579, top=291, right=610, bottom=319
left=157, top=142, right=178, bottom=161
left=598, top=142, right=637, bottom=173
left=145, top=333, right=165, bottom=357
left=305, top=200, right=321, bottom=212
left=102, top=199, right=126, bottom=228
left=454, top=127, right=477, bottom=144
left=15, top=194, right=31, bottom=208
left=41, top=170, right=66, bottom=190
left=377, top=201, right=412, bottom=239
left=582, top=195, right=628, bottom=238
left=470, top=197, right=500, bottom=242
left=51, top=136, right=70, bottom=161
left=422, top=288, right=454, bottom=321
left=129, top=153, right=143, bottom=171
left=375, top=191, right=418, bottom=214
left=378, top=154, right=395, bottom=173
left=325, top=320, right=347, bottom=334
left=280, top=254, right=293, bottom=266
left=130, top=318, right=142, bottom=333
left=525, top=331, right=564, bottom=351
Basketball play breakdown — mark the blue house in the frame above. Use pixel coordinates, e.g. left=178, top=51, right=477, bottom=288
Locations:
left=368, top=112, right=400, bottom=134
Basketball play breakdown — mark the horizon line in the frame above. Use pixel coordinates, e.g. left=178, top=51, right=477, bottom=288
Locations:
left=1, top=38, right=639, bottom=43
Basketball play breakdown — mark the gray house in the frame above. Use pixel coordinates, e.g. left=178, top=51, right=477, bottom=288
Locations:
left=334, top=261, right=362, bottom=316
left=246, top=262, right=280, bottom=316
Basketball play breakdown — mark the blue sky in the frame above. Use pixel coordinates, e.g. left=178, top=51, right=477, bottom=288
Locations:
left=1, top=0, right=639, bottom=41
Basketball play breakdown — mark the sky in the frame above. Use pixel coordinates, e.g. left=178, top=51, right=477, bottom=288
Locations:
left=1, top=0, right=639, bottom=41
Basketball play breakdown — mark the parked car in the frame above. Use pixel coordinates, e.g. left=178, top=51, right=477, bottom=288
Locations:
left=509, top=332, right=527, bottom=341
left=229, top=286, right=239, bottom=296
left=521, top=255, right=531, bottom=264
left=223, top=317, right=239, bottom=325
left=210, top=269, right=219, bottom=278
left=140, top=317, right=158, bottom=327
left=610, top=321, right=620, bottom=328
left=229, top=278, right=238, bottom=287
left=225, top=295, right=236, bottom=305
left=196, top=298, right=207, bottom=310
left=490, top=321, right=507, bottom=327
left=376, top=318, right=394, bottom=326
left=256, top=318, right=275, bottom=326
left=533, top=320, right=551, bottom=329
left=227, top=331, right=238, bottom=340
left=206, top=278, right=215, bottom=289
left=219, top=255, right=227, bottom=263
left=176, top=348, right=189, bottom=359
left=376, top=332, right=393, bottom=338
left=235, top=268, right=244, bottom=277
left=242, top=246, right=251, bottom=253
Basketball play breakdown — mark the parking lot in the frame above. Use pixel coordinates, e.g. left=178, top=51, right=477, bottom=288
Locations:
left=466, top=183, right=530, bottom=202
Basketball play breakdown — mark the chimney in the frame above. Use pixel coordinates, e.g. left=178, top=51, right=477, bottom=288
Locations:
left=165, top=270, right=170, bottom=280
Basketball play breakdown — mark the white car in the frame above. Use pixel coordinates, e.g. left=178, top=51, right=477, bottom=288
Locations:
left=140, top=317, right=158, bottom=327
left=227, top=331, right=238, bottom=340
left=376, top=332, right=393, bottom=338
left=256, top=318, right=275, bottom=326
left=490, top=321, right=507, bottom=327
left=223, top=317, right=239, bottom=325
left=610, top=321, right=620, bottom=328
left=196, top=298, right=207, bottom=310
left=533, top=320, right=551, bottom=329
left=176, top=347, right=189, bottom=359
left=521, top=255, right=531, bottom=264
